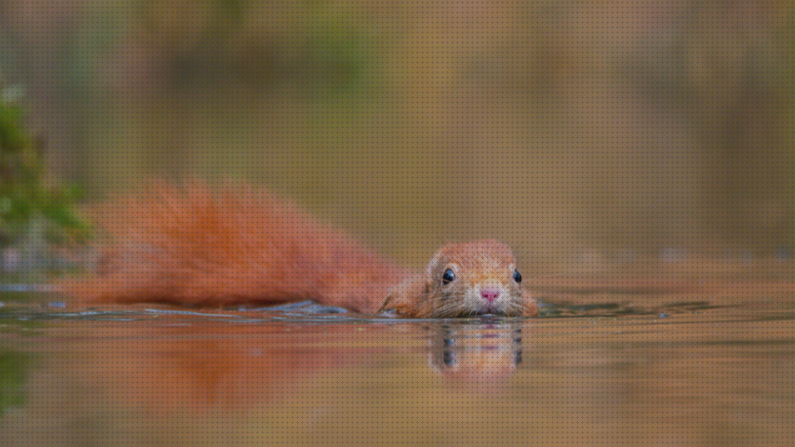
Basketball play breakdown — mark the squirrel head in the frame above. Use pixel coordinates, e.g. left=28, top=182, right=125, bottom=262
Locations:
left=382, top=240, right=536, bottom=318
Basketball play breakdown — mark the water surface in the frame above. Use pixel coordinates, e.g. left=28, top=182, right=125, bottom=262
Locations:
left=1, top=292, right=794, bottom=446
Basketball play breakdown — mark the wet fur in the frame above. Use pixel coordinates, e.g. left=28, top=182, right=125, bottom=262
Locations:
left=63, top=182, right=538, bottom=317
left=381, top=240, right=538, bottom=318
left=63, top=181, right=410, bottom=313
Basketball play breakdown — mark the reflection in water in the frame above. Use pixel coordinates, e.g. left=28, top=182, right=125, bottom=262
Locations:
left=0, top=352, right=28, bottom=415
left=1, top=303, right=795, bottom=446
left=1, top=309, right=536, bottom=415
left=427, top=321, right=523, bottom=391
left=18, top=318, right=531, bottom=411
left=75, top=322, right=383, bottom=413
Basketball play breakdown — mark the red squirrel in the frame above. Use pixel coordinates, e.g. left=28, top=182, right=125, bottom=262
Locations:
left=65, top=181, right=538, bottom=318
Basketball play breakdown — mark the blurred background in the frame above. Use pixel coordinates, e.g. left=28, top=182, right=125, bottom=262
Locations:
left=1, top=1, right=794, bottom=277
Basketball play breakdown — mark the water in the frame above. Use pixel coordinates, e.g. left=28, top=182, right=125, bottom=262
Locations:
left=0, top=293, right=794, bottom=446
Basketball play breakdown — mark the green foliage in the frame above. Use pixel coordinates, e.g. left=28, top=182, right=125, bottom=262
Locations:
left=0, top=80, right=91, bottom=249
left=297, top=3, right=371, bottom=93
left=133, top=0, right=375, bottom=97
left=0, top=352, right=28, bottom=413
left=0, top=102, right=29, bottom=153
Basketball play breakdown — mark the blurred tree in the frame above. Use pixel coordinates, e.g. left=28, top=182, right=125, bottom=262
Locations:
left=0, top=77, right=90, bottom=252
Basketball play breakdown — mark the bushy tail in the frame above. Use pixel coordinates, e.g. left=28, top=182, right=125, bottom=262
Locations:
left=62, top=181, right=408, bottom=313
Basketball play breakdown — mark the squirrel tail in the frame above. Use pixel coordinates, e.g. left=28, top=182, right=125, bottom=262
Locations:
left=62, top=181, right=408, bottom=313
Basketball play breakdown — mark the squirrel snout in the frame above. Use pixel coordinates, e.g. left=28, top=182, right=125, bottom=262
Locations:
left=480, top=286, right=501, bottom=303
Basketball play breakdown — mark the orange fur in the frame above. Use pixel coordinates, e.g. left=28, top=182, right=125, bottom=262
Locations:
left=63, top=181, right=410, bottom=313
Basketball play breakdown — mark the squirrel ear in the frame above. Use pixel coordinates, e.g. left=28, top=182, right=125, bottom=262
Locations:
left=426, top=247, right=449, bottom=277
left=425, top=257, right=438, bottom=277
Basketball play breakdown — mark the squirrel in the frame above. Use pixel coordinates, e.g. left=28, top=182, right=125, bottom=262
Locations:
left=64, top=181, right=538, bottom=318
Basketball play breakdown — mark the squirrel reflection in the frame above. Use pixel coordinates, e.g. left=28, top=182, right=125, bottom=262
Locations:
left=426, top=320, right=525, bottom=390
left=80, top=318, right=529, bottom=413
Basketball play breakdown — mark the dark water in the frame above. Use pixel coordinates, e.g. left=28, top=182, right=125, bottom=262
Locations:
left=0, top=294, right=794, bottom=446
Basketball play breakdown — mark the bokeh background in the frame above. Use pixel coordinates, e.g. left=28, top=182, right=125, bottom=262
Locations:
left=1, top=1, right=794, bottom=274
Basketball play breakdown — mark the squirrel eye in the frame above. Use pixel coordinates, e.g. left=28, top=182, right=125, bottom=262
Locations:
left=513, top=269, right=522, bottom=283
left=442, top=269, right=456, bottom=285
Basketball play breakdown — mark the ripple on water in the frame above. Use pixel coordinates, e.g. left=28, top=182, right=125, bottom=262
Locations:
left=0, top=291, right=794, bottom=445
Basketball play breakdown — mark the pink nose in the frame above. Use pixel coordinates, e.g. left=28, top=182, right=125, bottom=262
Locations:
left=480, top=287, right=500, bottom=303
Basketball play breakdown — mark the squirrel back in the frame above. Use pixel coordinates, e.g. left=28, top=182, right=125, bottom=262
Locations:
left=65, top=181, right=411, bottom=313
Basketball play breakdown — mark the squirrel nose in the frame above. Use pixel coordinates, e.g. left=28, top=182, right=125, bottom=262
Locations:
left=480, top=287, right=500, bottom=303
